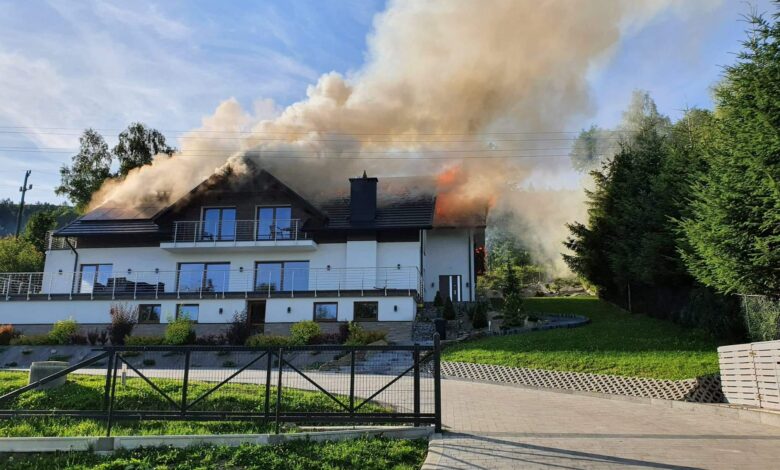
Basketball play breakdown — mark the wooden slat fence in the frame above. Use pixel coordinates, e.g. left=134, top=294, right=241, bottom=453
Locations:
left=718, top=340, right=780, bottom=410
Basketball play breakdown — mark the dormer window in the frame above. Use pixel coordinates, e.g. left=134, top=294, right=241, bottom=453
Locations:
left=257, top=206, right=293, bottom=240
left=201, top=207, right=236, bottom=241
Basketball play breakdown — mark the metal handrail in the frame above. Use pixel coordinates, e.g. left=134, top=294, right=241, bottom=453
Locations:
left=170, top=219, right=306, bottom=244
left=0, top=266, right=423, bottom=298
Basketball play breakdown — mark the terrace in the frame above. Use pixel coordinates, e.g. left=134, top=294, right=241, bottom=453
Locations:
left=0, top=266, right=423, bottom=301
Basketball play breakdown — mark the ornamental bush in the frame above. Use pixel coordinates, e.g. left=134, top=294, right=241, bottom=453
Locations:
left=290, top=321, right=321, bottom=345
left=107, top=303, right=137, bottom=345
left=245, top=334, right=292, bottom=347
left=165, top=317, right=196, bottom=345
left=48, top=319, right=78, bottom=345
left=125, top=335, right=165, bottom=346
left=0, top=324, right=19, bottom=345
left=502, top=293, right=526, bottom=328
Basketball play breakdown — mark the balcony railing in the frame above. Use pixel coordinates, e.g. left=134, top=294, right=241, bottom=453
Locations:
left=0, top=266, right=423, bottom=300
left=170, top=219, right=307, bottom=244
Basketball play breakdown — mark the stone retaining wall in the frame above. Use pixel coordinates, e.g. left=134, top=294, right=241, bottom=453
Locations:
left=442, top=361, right=723, bottom=403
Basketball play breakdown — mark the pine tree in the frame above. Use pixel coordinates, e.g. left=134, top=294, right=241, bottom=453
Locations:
left=680, top=11, right=780, bottom=296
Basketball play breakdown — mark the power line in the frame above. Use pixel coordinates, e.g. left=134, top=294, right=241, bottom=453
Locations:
left=0, top=125, right=638, bottom=136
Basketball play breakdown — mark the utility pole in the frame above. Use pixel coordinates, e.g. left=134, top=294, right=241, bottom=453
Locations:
left=15, top=170, right=32, bottom=237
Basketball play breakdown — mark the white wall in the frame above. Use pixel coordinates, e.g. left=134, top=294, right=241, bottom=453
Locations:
left=422, top=228, right=474, bottom=302
left=0, top=295, right=416, bottom=325
left=266, top=296, right=416, bottom=322
left=0, top=298, right=247, bottom=325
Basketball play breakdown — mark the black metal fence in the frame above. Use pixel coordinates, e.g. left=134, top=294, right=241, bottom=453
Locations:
left=0, top=337, right=441, bottom=435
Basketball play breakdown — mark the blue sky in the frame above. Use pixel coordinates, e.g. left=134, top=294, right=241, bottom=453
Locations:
left=0, top=0, right=773, bottom=203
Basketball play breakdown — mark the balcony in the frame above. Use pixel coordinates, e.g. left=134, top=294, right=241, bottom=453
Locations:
left=160, top=219, right=316, bottom=252
left=0, top=266, right=423, bottom=301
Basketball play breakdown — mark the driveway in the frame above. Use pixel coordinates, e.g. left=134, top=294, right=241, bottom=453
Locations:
left=425, top=378, right=780, bottom=469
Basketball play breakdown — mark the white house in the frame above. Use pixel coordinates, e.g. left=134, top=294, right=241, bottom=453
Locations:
left=0, top=170, right=485, bottom=340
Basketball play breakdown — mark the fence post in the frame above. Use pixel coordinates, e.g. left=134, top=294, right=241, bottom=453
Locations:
left=264, top=350, right=273, bottom=421
left=349, top=349, right=356, bottom=418
left=103, top=351, right=115, bottom=436
left=182, top=350, right=191, bottom=417
left=413, top=344, right=420, bottom=427
left=275, top=348, right=284, bottom=434
left=433, top=333, right=442, bottom=433
left=106, top=354, right=119, bottom=437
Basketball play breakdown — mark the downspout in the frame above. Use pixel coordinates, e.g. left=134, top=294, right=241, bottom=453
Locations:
left=419, top=229, right=425, bottom=300
left=65, top=238, right=78, bottom=295
left=467, top=229, right=473, bottom=302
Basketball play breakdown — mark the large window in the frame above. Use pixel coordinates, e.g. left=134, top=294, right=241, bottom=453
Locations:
left=138, top=304, right=161, bottom=324
left=313, top=302, right=338, bottom=322
left=354, top=301, right=378, bottom=322
left=79, top=264, right=112, bottom=294
left=254, top=261, right=309, bottom=291
left=176, top=304, right=199, bottom=322
left=201, top=207, right=236, bottom=241
left=257, top=206, right=293, bottom=240
left=177, top=262, right=230, bottom=292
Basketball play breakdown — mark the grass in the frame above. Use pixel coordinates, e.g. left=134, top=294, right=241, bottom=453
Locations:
left=0, top=437, right=428, bottom=470
left=0, top=371, right=387, bottom=437
left=442, top=297, right=722, bottom=380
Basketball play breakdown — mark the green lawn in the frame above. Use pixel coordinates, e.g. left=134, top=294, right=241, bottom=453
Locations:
left=0, top=371, right=386, bottom=437
left=442, top=297, right=722, bottom=380
left=0, top=438, right=428, bottom=470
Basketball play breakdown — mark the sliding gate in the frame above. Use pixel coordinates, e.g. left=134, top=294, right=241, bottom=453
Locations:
left=0, top=337, right=441, bottom=435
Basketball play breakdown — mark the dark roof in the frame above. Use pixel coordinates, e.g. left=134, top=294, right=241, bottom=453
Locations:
left=314, top=195, right=435, bottom=231
left=55, top=219, right=160, bottom=237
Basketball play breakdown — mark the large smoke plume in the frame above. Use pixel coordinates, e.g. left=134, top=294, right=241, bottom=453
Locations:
left=90, top=0, right=709, bottom=275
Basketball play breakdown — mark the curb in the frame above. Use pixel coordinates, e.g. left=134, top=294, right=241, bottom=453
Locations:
left=442, top=375, right=780, bottom=428
left=0, top=426, right=433, bottom=454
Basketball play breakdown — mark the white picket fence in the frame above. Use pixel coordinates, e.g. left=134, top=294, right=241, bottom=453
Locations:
left=718, top=339, right=780, bottom=410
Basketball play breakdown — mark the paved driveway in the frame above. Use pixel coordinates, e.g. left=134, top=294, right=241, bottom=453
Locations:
left=425, top=378, right=780, bottom=469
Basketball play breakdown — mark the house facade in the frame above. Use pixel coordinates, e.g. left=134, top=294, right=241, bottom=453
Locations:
left=0, top=170, right=485, bottom=341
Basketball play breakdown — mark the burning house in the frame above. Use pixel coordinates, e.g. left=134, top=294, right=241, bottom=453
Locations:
left=0, top=168, right=485, bottom=340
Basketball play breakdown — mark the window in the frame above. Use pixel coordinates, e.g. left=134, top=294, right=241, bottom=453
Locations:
left=201, top=207, right=236, bottom=241
left=313, top=302, right=338, bottom=322
left=79, top=264, right=112, bottom=293
left=257, top=206, right=293, bottom=240
left=176, top=304, right=199, bottom=322
left=138, top=304, right=161, bottom=324
left=254, top=261, right=309, bottom=291
left=354, top=302, right=378, bottom=321
left=177, top=263, right=230, bottom=292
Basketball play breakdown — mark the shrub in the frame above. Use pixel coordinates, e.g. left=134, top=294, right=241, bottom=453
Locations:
left=502, top=293, right=526, bottom=328
left=86, top=329, right=99, bottom=346
left=338, top=323, right=350, bottom=343
left=142, top=359, right=156, bottom=367
left=471, top=302, right=489, bottom=329
left=309, top=332, right=342, bottom=344
left=165, top=317, right=196, bottom=345
left=741, top=295, right=780, bottom=342
left=4, top=361, right=17, bottom=367
left=433, top=291, right=443, bottom=307
left=225, top=310, right=251, bottom=345
left=245, top=334, right=291, bottom=347
left=344, top=322, right=387, bottom=346
left=97, top=329, right=109, bottom=346
left=48, top=319, right=78, bottom=345
left=125, top=335, right=165, bottom=346
left=290, top=321, right=321, bottom=345
left=195, top=334, right=225, bottom=345
left=222, top=360, right=237, bottom=368
left=107, top=303, right=137, bottom=345
left=0, top=324, right=19, bottom=345
left=442, top=297, right=456, bottom=320
left=11, top=334, right=50, bottom=346
left=68, top=333, right=88, bottom=345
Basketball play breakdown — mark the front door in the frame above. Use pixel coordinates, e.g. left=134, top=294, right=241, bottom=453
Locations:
left=247, top=301, right=266, bottom=333
left=438, top=275, right=462, bottom=302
